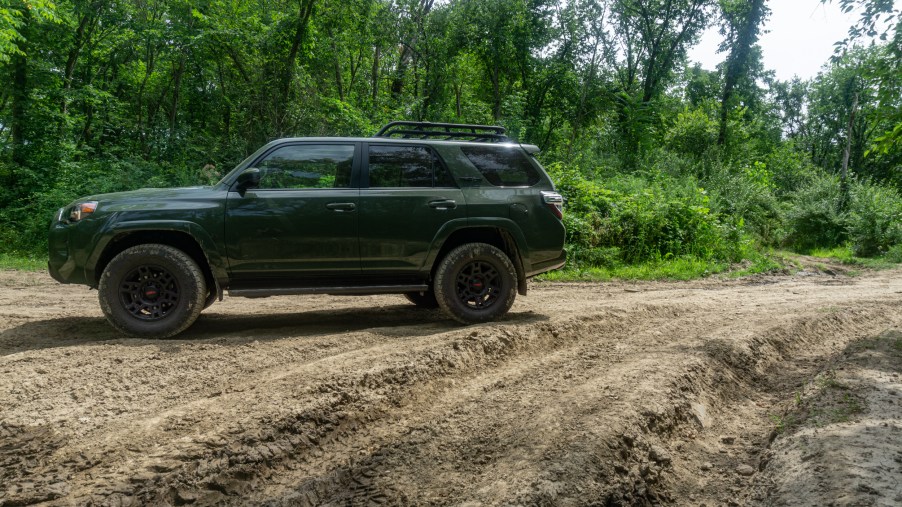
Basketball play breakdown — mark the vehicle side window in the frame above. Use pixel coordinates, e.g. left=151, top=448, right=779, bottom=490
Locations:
left=368, top=145, right=454, bottom=188
left=460, top=146, right=541, bottom=187
left=255, top=144, right=354, bottom=189
left=434, top=157, right=456, bottom=187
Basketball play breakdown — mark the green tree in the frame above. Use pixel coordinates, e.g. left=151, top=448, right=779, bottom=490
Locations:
left=610, top=0, right=715, bottom=159
left=826, top=0, right=902, bottom=160
left=716, top=0, right=768, bottom=145
left=804, top=46, right=900, bottom=186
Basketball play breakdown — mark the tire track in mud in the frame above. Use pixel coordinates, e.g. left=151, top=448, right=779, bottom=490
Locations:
left=85, top=305, right=689, bottom=505
left=1, top=269, right=900, bottom=506
left=247, top=302, right=900, bottom=506
left=92, top=303, right=898, bottom=505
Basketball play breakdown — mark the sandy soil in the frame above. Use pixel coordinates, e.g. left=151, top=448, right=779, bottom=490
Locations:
left=0, top=267, right=900, bottom=506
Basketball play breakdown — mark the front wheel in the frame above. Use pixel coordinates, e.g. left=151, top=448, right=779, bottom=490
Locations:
left=434, top=243, right=517, bottom=324
left=98, top=244, right=207, bottom=338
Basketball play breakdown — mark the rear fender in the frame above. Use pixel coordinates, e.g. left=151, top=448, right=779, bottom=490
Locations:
left=424, top=218, right=530, bottom=295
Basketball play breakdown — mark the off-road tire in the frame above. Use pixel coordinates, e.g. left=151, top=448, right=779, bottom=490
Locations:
left=98, top=244, right=206, bottom=338
left=434, top=243, right=517, bottom=324
left=404, top=290, right=439, bottom=308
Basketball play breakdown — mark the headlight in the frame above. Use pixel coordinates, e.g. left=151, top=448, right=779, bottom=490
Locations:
left=69, top=201, right=98, bottom=222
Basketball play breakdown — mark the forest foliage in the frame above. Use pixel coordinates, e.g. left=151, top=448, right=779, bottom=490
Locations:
left=0, top=0, right=900, bottom=271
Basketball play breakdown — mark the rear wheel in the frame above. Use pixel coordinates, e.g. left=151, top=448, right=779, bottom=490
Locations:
left=434, top=243, right=517, bottom=324
left=98, top=244, right=206, bottom=338
left=404, top=290, right=439, bottom=308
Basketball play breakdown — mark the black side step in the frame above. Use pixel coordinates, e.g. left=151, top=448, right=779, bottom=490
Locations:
left=228, top=285, right=429, bottom=298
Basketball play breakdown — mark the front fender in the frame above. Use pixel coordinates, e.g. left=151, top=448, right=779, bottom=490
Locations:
left=86, top=219, right=228, bottom=282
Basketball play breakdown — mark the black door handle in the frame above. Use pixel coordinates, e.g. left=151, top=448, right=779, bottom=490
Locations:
left=428, top=199, right=457, bottom=210
left=326, top=202, right=356, bottom=212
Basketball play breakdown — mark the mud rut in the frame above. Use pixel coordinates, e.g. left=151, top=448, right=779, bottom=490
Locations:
left=0, top=269, right=900, bottom=506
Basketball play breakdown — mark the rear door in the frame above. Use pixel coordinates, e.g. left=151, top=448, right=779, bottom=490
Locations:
left=225, top=142, right=360, bottom=280
left=358, top=143, right=466, bottom=274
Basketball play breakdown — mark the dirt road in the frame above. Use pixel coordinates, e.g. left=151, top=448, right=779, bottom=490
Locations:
left=1, top=267, right=900, bottom=506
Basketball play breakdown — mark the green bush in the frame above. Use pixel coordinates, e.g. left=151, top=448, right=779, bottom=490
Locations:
left=0, top=157, right=202, bottom=253
left=664, top=107, right=719, bottom=159
left=546, top=163, right=749, bottom=268
left=781, top=174, right=902, bottom=257
left=705, top=162, right=783, bottom=245
left=546, top=163, right=616, bottom=249
left=885, top=244, right=902, bottom=263
left=604, top=187, right=719, bottom=262
left=564, top=245, right=622, bottom=269
left=764, top=143, right=819, bottom=197
left=847, top=180, right=902, bottom=257
left=783, top=173, right=847, bottom=250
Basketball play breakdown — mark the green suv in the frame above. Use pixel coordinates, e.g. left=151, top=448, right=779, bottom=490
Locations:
left=48, top=122, right=565, bottom=337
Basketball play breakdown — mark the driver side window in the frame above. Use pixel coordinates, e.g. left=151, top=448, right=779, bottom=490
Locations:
left=256, top=144, right=355, bottom=189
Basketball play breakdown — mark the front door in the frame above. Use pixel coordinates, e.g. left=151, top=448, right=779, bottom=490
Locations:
left=225, top=142, right=360, bottom=280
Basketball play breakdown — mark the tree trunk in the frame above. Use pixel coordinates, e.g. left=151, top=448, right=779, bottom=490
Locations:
left=216, top=59, right=231, bottom=139
left=281, top=0, right=316, bottom=104
left=371, top=46, right=380, bottom=103
left=718, top=0, right=767, bottom=145
left=391, top=44, right=413, bottom=97
left=568, top=40, right=600, bottom=161
left=491, top=64, right=501, bottom=121
left=137, top=43, right=156, bottom=155
left=62, top=11, right=98, bottom=119
left=11, top=10, right=29, bottom=171
left=390, top=0, right=433, bottom=98
left=348, top=47, right=363, bottom=95
left=331, top=38, right=344, bottom=101
left=169, top=55, right=186, bottom=146
left=840, top=92, right=858, bottom=211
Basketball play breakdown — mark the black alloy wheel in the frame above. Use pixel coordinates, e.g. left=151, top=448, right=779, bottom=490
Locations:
left=119, top=265, right=180, bottom=320
left=434, top=242, right=517, bottom=324
left=99, top=244, right=206, bottom=338
left=455, top=260, right=501, bottom=310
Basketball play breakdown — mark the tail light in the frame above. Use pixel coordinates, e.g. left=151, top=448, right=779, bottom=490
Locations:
left=541, top=191, right=563, bottom=219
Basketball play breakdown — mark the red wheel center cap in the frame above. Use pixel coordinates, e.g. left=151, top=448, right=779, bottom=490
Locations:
left=472, top=279, right=483, bottom=289
left=144, top=287, right=158, bottom=298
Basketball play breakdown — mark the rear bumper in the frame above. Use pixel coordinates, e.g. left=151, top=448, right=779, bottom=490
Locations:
left=526, top=250, right=566, bottom=277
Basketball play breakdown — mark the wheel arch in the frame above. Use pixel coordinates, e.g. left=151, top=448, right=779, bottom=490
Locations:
left=429, top=225, right=528, bottom=296
left=92, top=229, right=222, bottom=299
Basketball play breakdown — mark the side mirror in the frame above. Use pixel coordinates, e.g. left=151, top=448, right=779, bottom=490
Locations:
left=233, top=168, right=262, bottom=195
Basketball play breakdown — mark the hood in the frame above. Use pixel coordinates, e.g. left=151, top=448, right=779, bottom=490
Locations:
left=83, top=186, right=220, bottom=203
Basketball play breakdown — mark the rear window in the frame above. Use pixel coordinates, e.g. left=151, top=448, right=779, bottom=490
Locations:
left=460, top=146, right=541, bottom=187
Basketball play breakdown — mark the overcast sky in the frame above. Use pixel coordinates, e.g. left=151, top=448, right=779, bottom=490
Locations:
left=687, top=0, right=871, bottom=81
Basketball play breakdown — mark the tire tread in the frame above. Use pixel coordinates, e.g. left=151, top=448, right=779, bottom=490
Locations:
left=98, top=244, right=206, bottom=338
left=434, top=243, right=517, bottom=324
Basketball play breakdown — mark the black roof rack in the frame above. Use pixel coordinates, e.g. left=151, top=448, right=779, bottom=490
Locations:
left=374, top=121, right=511, bottom=143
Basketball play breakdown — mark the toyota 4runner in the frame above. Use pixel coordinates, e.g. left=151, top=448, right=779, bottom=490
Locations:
left=48, top=121, right=566, bottom=338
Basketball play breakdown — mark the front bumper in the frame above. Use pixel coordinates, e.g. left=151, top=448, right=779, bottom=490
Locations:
left=47, top=221, right=86, bottom=284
